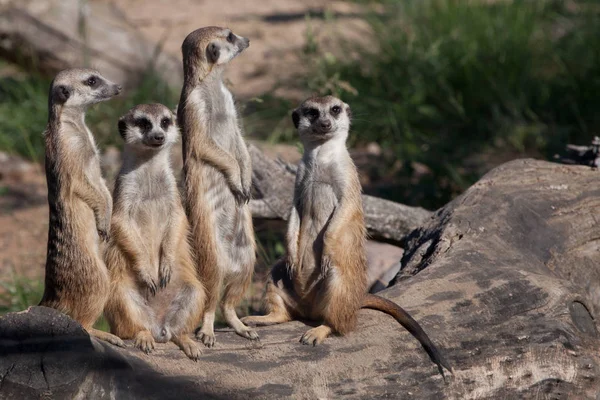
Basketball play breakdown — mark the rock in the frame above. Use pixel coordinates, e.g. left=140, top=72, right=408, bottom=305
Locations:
left=0, top=0, right=181, bottom=86
left=365, top=241, right=403, bottom=292
left=392, top=159, right=600, bottom=398
left=0, top=306, right=222, bottom=399
left=2, top=159, right=599, bottom=399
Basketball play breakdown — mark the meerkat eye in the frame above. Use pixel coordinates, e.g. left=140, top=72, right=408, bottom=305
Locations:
left=85, top=76, right=97, bottom=87
left=331, top=105, right=341, bottom=115
left=161, top=117, right=171, bottom=130
left=227, top=32, right=235, bottom=43
left=135, top=117, right=152, bottom=133
left=304, top=108, right=319, bottom=120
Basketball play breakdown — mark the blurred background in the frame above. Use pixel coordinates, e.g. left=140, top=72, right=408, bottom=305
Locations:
left=1, top=0, right=598, bottom=327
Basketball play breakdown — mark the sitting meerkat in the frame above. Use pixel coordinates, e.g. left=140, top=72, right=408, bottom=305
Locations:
left=104, top=104, right=205, bottom=360
left=178, top=26, right=257, bottom=347
left=242, top=96, right=452, bottom=375
left=40, top=68, right=124, bottom=346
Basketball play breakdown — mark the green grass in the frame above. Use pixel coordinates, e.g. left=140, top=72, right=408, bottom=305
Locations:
left=258, top=0, right=600, bottom=209
left=0, top=272, right=44, bottom=314
left=0, top=272, right=109, bottom=331
left=0, top=66, right=178, bottom=162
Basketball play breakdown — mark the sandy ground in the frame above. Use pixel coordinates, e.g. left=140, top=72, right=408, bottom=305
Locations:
left=0, top=154, right=48, bottom=285
left=106, top=0, right=370, bottom=97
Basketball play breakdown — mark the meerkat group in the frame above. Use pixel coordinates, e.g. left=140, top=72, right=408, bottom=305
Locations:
left=39, top=26, right=451, bottom=373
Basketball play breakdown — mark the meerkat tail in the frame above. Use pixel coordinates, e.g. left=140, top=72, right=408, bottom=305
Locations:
left=362, top=294, right=452, bottom=375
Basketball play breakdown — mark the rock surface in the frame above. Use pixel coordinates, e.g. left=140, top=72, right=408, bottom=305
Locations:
left=0, top=0, right=181, bottom=86
left=1, top=159, right=599, bottom=399
left=0, top=307, right=223, bottom=399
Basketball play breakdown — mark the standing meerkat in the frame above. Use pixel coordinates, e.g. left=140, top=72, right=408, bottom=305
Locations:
left=104, top=104, right=205, bottom=360
left=178, top=26, right=257, bottom=346
left=242, top=96, right=452, bottom=375
left=40, top=68, right=123, bottom=346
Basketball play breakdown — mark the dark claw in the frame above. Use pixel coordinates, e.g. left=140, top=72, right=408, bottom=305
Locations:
left=233, top=189, right=245, bottom=206
left=159, top=273, right=170, bottom=289
left=98, top=230, right=109, bottom=242
left=146, top=281, right=157, bottom=297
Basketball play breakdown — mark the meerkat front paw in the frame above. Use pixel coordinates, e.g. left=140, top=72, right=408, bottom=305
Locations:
left=137, top=270, right=158, bottom=297
left=158, top=259, right=173, bottom=289
left=96, top=207, right=112, bottom=242
left=321, top=253, right=333, bottom=272
left=241, top=177, right=252, bottom=204
left=242, top=188, right=251, bottom=204
left=96, top=217, right=111, bottom=242
left=97, top=229, right=110, bottom=242
left=231, top=186, right=247, bottom=206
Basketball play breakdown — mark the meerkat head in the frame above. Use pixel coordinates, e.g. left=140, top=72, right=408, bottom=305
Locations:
left=182, top=26, right=250, bottom=79
left=49, top=68, right=121, bottom=110
left=118, top=104, right=178, bottom=152
left=292, top=96, right=352, bottom=144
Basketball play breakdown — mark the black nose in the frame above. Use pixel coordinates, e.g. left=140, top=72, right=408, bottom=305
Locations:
left=319, top=120, right=332, bottom=130
left=153, top=134, right=165, bottom=143
left=114, top=85, right=122, bottom=95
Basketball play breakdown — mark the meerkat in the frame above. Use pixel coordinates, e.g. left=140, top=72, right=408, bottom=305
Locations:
left=241, top=96, right=452, bottom=375
left=177, top=26, right=257, bottom=347
left=40, top=68, right=124, bottom=346
left=103, top=104, right=205, bottom=360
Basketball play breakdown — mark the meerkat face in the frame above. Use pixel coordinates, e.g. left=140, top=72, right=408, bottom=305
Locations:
left=292, top=96, right=352, bottom=143
left=49, top=68, right=121, bottom=109
left=182, top=26, right=250, bottom=68
left=118, top=104, right=178, bottom=151
left=207, top=28, right=250, bottom=65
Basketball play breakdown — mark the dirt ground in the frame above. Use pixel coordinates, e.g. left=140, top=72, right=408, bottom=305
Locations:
left=0, top=153, right=48, bottom=284
left=107, top=0, right=370, bottom=98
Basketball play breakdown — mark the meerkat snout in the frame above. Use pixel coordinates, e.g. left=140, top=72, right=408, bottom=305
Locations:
left=118, top=103, right=178, bottom=150
left=292, top=95, right=352, bottom=142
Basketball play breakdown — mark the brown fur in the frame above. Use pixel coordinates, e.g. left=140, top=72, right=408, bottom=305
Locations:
left=103, top=104, right=205, bottom=360
left=243, top=96, right=451, bottom=375
left=178, top=26, right=257, bottom=346
left=40, top=68, right=124, bottom=346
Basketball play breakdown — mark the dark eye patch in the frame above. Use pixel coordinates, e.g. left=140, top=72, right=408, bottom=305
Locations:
left=304, top=108, right=319, bottom=121
left=331, top=105, right=341, bottom=115
left=161, top=117, right=171, bottom=130
left=84, top=75, right=98, bottom=87
left=134, top=117, right=152, bottom=133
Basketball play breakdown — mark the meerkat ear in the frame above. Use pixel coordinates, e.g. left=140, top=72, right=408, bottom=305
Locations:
left=345, top=104, right=352, bottom=122
left=207, top=42, right=220, bottom=63
left=117, top=118, right=128, bottom=140
left=53, top=85, right=71, bottom=104
left=292, top=109, right=300, bottom=129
